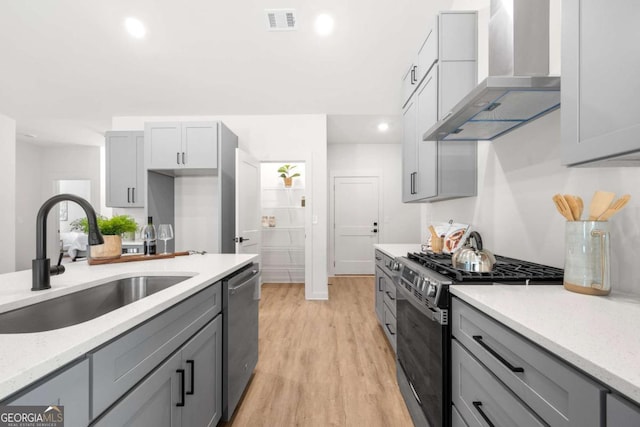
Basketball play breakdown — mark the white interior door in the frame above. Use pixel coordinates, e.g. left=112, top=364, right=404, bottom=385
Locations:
left=334, top=176, right=380, bottom=274
left=236, top=149, right=260, bottom=255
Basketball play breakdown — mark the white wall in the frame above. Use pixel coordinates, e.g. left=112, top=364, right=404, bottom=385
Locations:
left=58, top=180, right=91, bottom=232
left=328, top=143, right=421, bottom=253
left=424, top=0, right=640, bottom=295
left=0, top=114, right=16, bottom=274
left=15, top=142, right=101, bottom=271
left=112, top=114, right=328, bottom=300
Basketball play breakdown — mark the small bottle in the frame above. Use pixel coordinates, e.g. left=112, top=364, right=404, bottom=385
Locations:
left=143, top=216, right=157, bottom=255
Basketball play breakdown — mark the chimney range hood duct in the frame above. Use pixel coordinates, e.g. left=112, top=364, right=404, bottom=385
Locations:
left=423, top=0, right=560, bottom=142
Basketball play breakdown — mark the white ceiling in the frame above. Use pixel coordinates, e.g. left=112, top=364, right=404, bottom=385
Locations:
left=0, top=0, right=453, bottom=146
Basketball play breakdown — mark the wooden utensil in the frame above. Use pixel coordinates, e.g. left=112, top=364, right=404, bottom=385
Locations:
left=597, top=194, right=631, bottom=221
left=576, top=196, right=584, bottom=220
left=563, top=194, right=581, bottom=221
left=553, top=194, right=574, bottom=221
left=587, top=191, right=616, bottom=220
left=428, top=225, right=438, bottom=239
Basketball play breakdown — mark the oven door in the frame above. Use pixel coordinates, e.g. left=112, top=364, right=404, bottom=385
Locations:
left=395, top=276, right=450, bottom=427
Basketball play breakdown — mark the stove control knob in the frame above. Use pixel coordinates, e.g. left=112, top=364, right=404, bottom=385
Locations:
left=426, top=284, right=437, bottom=298
left=391, top=261, right=400, bottom=271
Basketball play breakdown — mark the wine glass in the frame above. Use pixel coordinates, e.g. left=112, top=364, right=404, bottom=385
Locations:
left=157, top=224, right=174, bottom=254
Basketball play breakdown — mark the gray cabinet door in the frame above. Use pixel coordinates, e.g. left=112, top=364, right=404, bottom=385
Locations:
left=607, top=393, right=640, bottom=427
left=562, top=0, right=640, bottom=166
left=416, top=70, right=438, bottom=200
left=374, top=265, right=385, bottom=325
left=5, top=359, right=89, bottom=427
left=452, top=340, right=546, bottom=427
left=94, top=351, right=183, bottom=427
left=402, top=98, right=418, bottom=202
left=146, top=122, right=182, bottom=169
left=181, top=122, right=218, bottom=169
left=181, top=315, right=222, bottom=427
left=106, top=131, right=144, bottom=208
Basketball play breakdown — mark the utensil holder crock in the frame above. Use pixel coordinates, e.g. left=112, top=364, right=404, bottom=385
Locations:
left=564, top=221, right=610, bottom=296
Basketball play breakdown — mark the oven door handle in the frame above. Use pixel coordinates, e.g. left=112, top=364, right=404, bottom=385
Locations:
left=394, top=278, right=448, bottom=325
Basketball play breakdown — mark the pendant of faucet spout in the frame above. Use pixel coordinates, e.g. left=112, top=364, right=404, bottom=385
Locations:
left=32, top=194, right=104, bottom=291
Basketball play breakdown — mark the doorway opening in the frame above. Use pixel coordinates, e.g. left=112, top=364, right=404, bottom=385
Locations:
left=56, top=179, right=91, bottom=263
left=260, top=162, right=306, bottom=284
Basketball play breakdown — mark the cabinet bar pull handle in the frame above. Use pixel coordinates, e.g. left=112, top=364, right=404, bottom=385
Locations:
left=131, top=187, right=135, bottom=203
left=186, top=360, right=195, bottom=395
left=472, top=401, right=495, bottom=427
left=182, top=152, right=185, bottom=164
left=127, top=188, right=130, bottom=203
left=378, top=277, right=384, bottom=292
left=177, top=152, right=180, bottom=165
left=473, top=335, right=524, bottom=373
left=385, top=290, right=395, bottom=301
left=408, top=380, right=422, bottom=406
left=176, top=369, right=185, bottom=406
left=385, top=323, right=396, bottom=336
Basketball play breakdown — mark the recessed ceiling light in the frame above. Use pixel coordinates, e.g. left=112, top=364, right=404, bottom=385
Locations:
left=315, top=14, right=334, bottom=36
left=124, top=17, right=146, bottom=39
left=377, top=122, right=389, bottom=132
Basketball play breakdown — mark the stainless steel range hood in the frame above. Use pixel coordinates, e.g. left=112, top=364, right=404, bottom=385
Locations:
left=423, top=0, right=560, bottom=142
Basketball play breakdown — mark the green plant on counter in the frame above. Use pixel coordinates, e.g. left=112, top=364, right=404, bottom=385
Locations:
left=71, top=215, right=138, bottom=236
left=277, top=164, right=301, bottom=179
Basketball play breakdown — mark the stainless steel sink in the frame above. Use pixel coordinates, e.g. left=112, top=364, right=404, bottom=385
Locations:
left=0, top=275, right=192, bottom=334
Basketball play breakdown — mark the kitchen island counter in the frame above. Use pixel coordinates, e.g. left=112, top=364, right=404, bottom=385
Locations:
left=450, top=284, right=640, bottom=405
left=0, top=253, right=257, bottom=401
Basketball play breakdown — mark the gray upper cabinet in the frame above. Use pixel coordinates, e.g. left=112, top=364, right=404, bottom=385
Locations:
left=146, top=122, right=218, bottom=170
left=106, top=131, right=145, bottom=207
left=402, top=11, right=478, bottom=203
left=562, top=0, right=640, bottom=166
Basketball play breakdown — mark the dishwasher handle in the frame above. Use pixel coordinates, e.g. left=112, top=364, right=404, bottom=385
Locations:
left=227, top=263, right=260, bottom=290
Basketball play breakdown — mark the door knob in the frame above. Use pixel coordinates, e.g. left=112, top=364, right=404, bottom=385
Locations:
left=373, top=222, right=378, bottom=226
left=372, top=229, right=378, bottom=233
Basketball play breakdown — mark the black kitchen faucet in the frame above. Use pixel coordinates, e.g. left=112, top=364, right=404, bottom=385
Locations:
left=32, top=194, right=104, bottom=291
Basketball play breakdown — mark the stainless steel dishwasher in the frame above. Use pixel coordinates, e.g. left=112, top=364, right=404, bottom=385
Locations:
left=222, top=262, right=260, bottom=421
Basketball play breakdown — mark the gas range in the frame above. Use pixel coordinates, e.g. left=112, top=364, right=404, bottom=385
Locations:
left=394, top=252, right=564, bottom=309
left=393, top=252, right=564, bottom=427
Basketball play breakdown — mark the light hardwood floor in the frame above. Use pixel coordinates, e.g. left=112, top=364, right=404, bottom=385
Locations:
left=222, top=276, right=413, bottom=427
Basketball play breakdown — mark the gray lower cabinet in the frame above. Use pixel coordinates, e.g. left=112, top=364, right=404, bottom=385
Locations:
left=94, top=315, right=222, bottom=427
left=90, top=283, right=221, bottom=418
left=3, top=358, right=90, bottom=427
left=452, top=297, right=607, bottom=426
left=452, top=339, right=546, bottom=427
left=374, top=250, right=397, bottom=353
left=561, top=0, right=640, bottom=166
left=106, top=131, right=145, bottom=207
left=607, top=393, right=640, bottom=427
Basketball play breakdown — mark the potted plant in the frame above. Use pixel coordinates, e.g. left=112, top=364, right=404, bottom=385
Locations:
left=71, top=215, right=138, bottom=260
left=278, top=164, right=300, bottom=188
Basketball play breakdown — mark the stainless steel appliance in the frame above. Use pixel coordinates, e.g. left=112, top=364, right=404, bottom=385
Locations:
left=222, top=262, right=260, bottom=421
left=393, top=252, right=563, bottom=427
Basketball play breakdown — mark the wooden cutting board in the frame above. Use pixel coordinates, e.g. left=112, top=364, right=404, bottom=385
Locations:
left=87, top=252, right=189, bottom=266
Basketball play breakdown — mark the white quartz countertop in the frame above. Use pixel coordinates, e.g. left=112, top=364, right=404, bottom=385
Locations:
left=374, top=243, right=422, bottom=259
left=450, top=285, right=640, bottom=405
left=0, top=253, right=257, bottom=401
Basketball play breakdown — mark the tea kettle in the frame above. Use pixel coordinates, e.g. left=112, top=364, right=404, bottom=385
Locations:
left=451, top=231, right=496, bottom=272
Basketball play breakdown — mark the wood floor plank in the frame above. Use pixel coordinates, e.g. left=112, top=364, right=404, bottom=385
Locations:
left=223, top=277, right=413, bottom=427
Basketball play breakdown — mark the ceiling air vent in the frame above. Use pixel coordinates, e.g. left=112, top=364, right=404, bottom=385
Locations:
left=265, top=9, right=297, bottom=31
